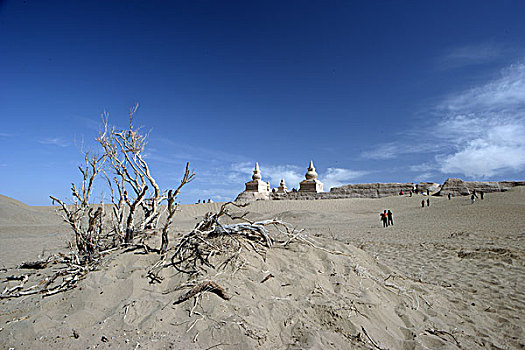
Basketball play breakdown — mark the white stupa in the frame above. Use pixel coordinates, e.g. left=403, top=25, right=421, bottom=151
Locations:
left=299, top=161, right=324, bottom=193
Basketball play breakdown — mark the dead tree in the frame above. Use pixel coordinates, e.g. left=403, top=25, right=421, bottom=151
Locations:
left=160, top=163, right=194, bottom=254
left=169, top=202, right=299, bottom=275
left=50, top=152, right=106, bottom=260
left=51, top=105, right=194, bottom=260
left=97, top=105, right=194, bottom=245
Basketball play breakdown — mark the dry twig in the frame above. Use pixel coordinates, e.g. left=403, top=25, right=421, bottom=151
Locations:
left=173, top=280, right=230, bottom=304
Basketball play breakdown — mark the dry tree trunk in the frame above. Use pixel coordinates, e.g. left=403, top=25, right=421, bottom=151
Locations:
left=124, top=185, right=148, bottom=243
left=52, top=106, right=194, bottom=261
left=50, top=152, right=105, bottom=260
left=160, top=163, right=195, bottom=254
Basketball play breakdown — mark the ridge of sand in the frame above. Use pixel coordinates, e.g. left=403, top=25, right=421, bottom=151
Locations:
left=0, top=188, right=524, bottom=349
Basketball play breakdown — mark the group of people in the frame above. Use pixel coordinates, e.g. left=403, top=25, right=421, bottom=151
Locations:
left=196, top=199, right=213, bottom=204
left=471, top=189, right=484, bottom=204
left=380, top=210, right=394, bottom=227
left=380, top=189, right=487, bottom=227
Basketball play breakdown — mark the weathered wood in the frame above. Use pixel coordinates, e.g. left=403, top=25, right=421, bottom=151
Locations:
left=173, top=280, right=230, bottom=304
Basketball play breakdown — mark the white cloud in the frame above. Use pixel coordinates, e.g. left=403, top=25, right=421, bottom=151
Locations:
left=439, top=43, right=502, bottom=69
left=409, top=163, right=437, bottom=173
left=38, top=137, right=69, bottom=147
left=433, top=63, right=525, bottom=177
left=360, top=143, right=401, bottom=160
left=321, top=168, right=368, bottom=190
left=262, top=164, right=303, bottom=189
left=440, top=64, right=525, bottom=113
left=360, top=141, right=440, bottom=161
left=228, top=162, right=304, bottom=189
left=413, top=172, right=435, bottom=183
left=438, top=122, right=525, bottom=177
left=227, top=162, right=370, bottom=191
left=362, top=62, right=525, bottom=179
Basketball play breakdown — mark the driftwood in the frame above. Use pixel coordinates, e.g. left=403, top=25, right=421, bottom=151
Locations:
left=0, top=252, right=98, bottom=299
left=19, top=260, right=49, bottom=269
left=173, top=280, right=230, bottom=304
left=168, top=202, right=301, bottom=276
left=260, top=273, right=274, bottom=284
left=425, top=328, right=461, bottom=347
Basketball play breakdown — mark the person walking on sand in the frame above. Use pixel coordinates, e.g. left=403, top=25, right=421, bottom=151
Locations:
left=471, top=194, right=475, bottom=204
left=480, top=191, right=484, bottom=200
left=380, top=210, right=388, bottom=227
left=387, top=210, right=393, bottom=226
left=448, top=193, right=451, bottom=200
left=421, top=199, right=425, bottom=208
left=427, top=198, right=430, bottom=207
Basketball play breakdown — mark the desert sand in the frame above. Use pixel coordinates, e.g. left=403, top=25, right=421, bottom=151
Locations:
left=0, top=189, right=524, bottom=349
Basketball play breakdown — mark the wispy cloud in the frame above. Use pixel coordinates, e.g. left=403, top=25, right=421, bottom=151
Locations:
left=440, top=64, right=525, bottom=113
left=360, top=142, right=439, bottom=160
left=228, top=162, right=304, bottom=189
left=438, top=43, right=502, bottom=70
left=433, top=63, right=525, bottom=177
left=38, top=137, right=69, bottom=147
left=262, top=164, right=304, bottom=189
left=154, top=137, right=248, bottom=164
left=413, top=172, right=435, bottom=183
left=321, top=168, right=369, bottom=190
left=0, top=132, right=13, bottom=138
left=360, top=143, right=402, bottom=160
left=360, top=61, right=525, bottom=179
left=436, top=117, right=525, bottom=177
left=227, top=162, right=369, bottom=191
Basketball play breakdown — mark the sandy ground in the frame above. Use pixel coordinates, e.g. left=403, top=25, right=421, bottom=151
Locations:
left=0, top=189, right=523, bottom=349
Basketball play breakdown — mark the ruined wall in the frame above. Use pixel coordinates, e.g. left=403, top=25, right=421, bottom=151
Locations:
left=437, top=178, right=525, bottom=197
left=328, top=183, right=414, bottom=198
left=268, top=183, right=414, bottom=201
left=236, top=178, right=525, bottom=202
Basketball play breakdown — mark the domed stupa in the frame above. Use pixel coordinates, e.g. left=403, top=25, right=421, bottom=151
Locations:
left=235, top=162, right=270, bottom=202
left=277, top=178, right=287, bottom=193
left=299, top=161, right=324, bottom=193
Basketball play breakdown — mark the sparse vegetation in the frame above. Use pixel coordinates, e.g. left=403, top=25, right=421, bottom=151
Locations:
left=51, top=105, right=195, bottom=261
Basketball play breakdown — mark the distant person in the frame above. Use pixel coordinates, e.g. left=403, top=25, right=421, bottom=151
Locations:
left=387, top=210, right=393, bottom=225
left=399, top=190, right=404, bottom=195
left=472, top=189, right=478, bottom=198
left=480, top=191, right=484, bottom=200
left=380, top=210, right=388, bottom=227
left=427, top=198, right=430, bottom=207
left=448, top=193, right=451, bottom=200
left=421, top=199, right=425, bottom=208
left=409, top=190, right=413, bottom=197
left=471, top=194, right=476, bottom=204
left=426, top=189, right=430, bottom=196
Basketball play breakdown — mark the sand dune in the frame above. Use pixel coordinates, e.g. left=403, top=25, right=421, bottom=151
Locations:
left=0, top=189, right=523, bottom=349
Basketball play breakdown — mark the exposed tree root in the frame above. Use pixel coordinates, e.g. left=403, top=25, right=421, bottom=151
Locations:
left=174, top=280, right=230, bottom=304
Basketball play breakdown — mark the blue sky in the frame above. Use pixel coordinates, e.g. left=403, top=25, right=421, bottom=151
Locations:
left=1, top=1, right=525, bottom=205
